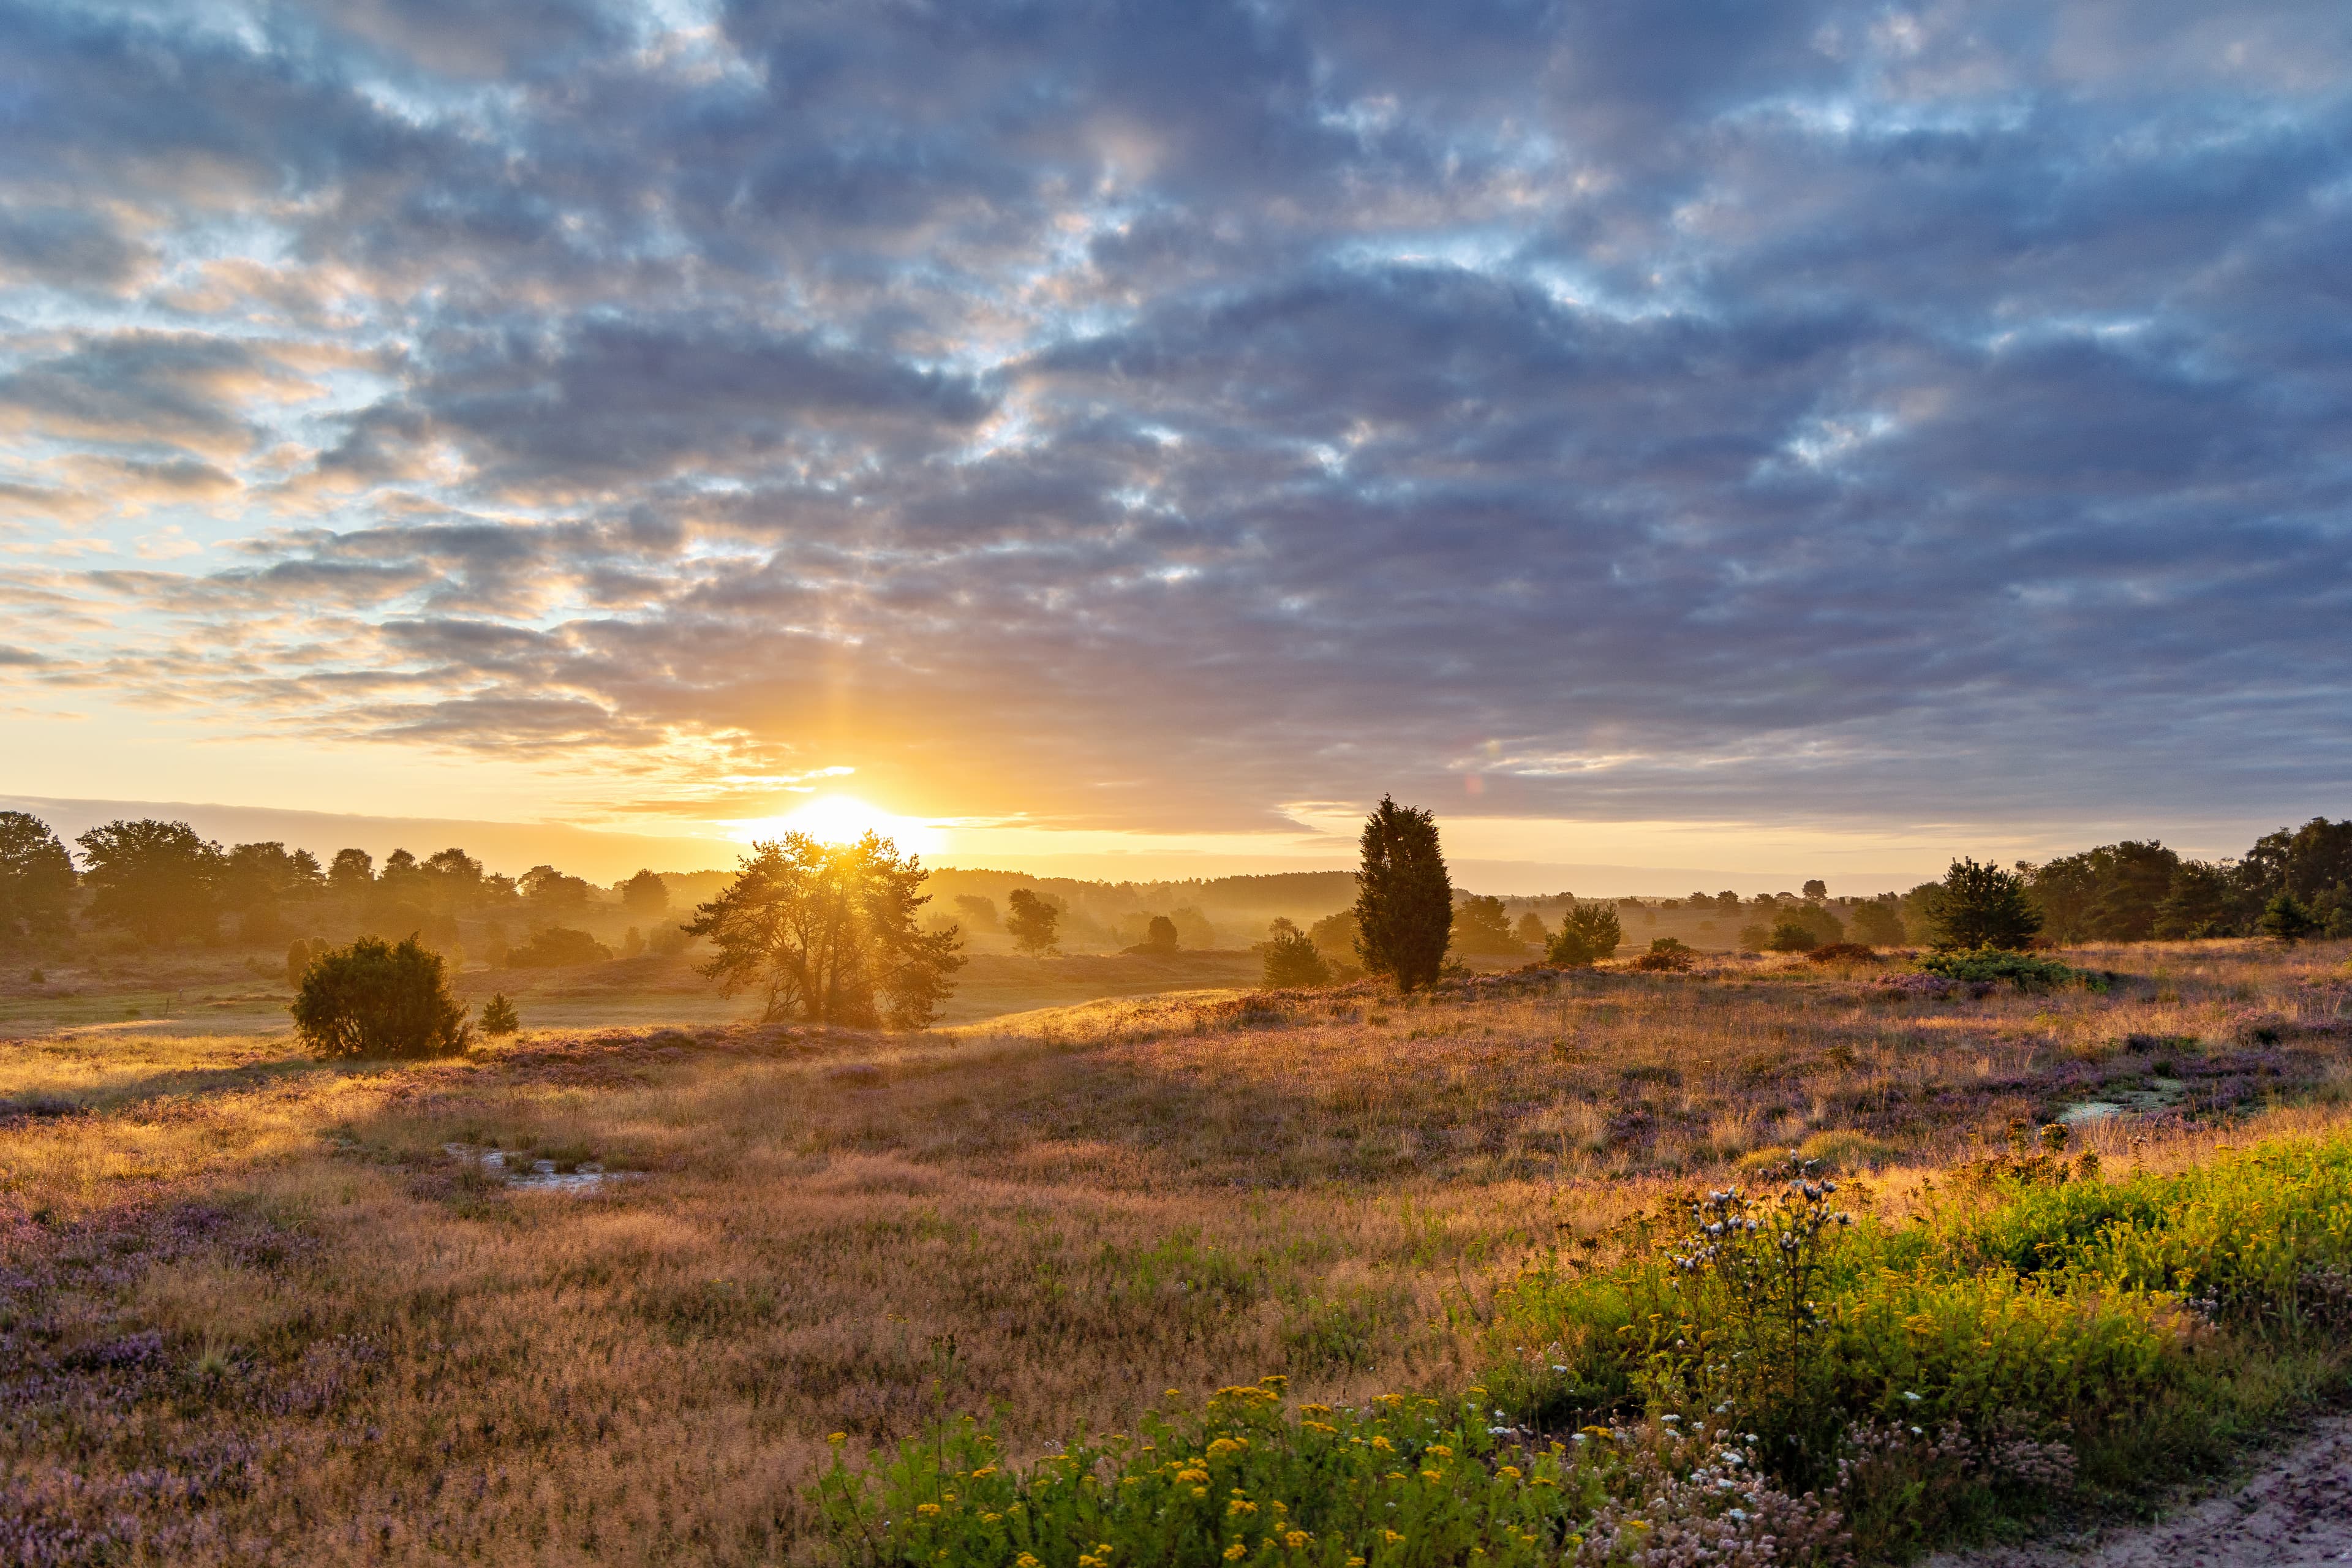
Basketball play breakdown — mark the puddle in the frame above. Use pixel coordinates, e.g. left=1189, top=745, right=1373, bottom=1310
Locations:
left=443, top=1144, right=637, bottom=1192
left=2059, top=1077, right=2186, bottom=1125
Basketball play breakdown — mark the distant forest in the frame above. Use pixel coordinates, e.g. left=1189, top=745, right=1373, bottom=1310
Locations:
left=0, top=811, right=2346, bottom=966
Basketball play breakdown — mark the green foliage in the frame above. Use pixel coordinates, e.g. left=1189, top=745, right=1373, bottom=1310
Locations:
left=1929, top=858, right=2041, bottom=951
left=505, top=926, right=613, bottom=967
left=2258, top=892, right=2321, bottom=943
left=1766, top=918, right=1820, bottom=952
left=1353, top=796, right=1453, bottom=992
left=1847, top=901, right=1904, bottom=947
left=1006, top=888, right=1062, bottom=956
left=75, top=818, right=225, bottom=945
left=2026, top=841, right=2180, bottom=944
left=290, top=935, right=471, bottom=1058
left=818, top=1383, right=1847, bottom=1568
left=1450, top=894, right=1521, bottom=955
left=1546, top=902, right=1623, bottom=967
left=479, top=992, right=521, bottom=1036
left=1261, top=920, right=1330, bottom=987
left=689, top=832, right=967, bottom=1027
left=1914, top=948, right=2079, bottom=988
left=1490, top=1129, right=2352, bottom=1546
left=0, top=811, right=75, bottom=947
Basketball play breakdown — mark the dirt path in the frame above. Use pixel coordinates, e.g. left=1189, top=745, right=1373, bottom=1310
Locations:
left=1928, top=1414, right=2352, bottom=1567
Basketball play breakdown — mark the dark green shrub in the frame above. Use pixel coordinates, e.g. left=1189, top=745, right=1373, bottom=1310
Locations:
left=1259, top=921, right=1330, bottom=987
left=480, top=992, right=521, bottom=1036
left=1765, top=918, right=1820, bottom=952
left=1930, top=857, right=2041, bottom=951
left=290, top=935, right=470, bottom=1058
left=1354, top=796, right=1453, bottom=990
left=2258, top=892, right=2321, bottom=943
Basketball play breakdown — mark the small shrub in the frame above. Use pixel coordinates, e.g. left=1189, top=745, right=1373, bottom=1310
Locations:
left=290, top=935, right=471, bottom=1058
left=479, top=992, right=521, bottom=1036
left=1765, top=918, right=1820, bottom=952
left=1805, top=942, right=1877, bottom=965
left=1633, top=939, right=1695, bottom=973
left=1259, top=921, right=1330, bottom=987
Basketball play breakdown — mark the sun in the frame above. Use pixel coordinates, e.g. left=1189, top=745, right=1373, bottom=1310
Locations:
left=730, top=794, right=944, bottom=852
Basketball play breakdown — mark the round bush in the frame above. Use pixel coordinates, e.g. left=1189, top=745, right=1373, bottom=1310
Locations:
left=291, top=935, right=472, bottom=1058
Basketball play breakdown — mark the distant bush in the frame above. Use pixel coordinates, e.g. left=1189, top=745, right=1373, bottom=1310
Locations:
left=505, top=927, right=613, bottom=968
left=1131, top=913, right=1179, bottom=954
left=1632, top=937, right=1695, bottom=972
left=1260, top=919, right=1330, bottom=987
left=1546, top=901, right=1623, bottom=966
left=1449, top=894, right=1521, bottom=954
left=284, top=936, right=318, bottom=986
left=1805, top=941, right=1878, bottom=965
left=2258, top=892, right=2321, bottom=943
left=1916, top=948, right=2079, bottom=989
left=1765, top=918, right=1821, bottom=952
left=1848, top=900, right=1905, bottom=946
left=479, top=992, right=520, bottom=1036
left=290, top=936, right=470, bottom=1058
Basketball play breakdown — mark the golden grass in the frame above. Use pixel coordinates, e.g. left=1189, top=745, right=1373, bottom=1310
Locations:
left=0, top=939, right=2346, bottom=1563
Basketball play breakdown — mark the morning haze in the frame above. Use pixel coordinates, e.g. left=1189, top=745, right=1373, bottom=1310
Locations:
left=4, top=1, right=2351, bottom=1564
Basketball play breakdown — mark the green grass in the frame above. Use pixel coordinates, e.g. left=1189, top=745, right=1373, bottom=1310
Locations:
left=843, top=1129, right=2352, bottom=1564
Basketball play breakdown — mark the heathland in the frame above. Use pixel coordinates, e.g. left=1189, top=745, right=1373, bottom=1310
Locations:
left=4, top=936, right=2349, bottom=1564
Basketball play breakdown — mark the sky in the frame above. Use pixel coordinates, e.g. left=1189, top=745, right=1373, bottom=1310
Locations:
left=1, top=0, right=2347, bottom=890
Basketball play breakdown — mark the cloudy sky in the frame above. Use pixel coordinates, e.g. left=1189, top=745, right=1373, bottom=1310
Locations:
left=2, top=0, right=2347, bottom=884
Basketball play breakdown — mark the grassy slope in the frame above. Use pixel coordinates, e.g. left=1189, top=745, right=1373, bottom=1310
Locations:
left=0, top=940, right=2346, bottom=1563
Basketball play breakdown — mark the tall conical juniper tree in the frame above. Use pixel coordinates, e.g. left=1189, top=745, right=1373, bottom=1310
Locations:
left=1352, top=795, right=1453, bottom=992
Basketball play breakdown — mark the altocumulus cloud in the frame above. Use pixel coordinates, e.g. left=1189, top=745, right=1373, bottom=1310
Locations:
left=1, top=0, right=2348, bottom=834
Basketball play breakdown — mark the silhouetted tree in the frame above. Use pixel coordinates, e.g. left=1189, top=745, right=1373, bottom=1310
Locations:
left=1766, top=918, right=1820, bottom=952
left=953, top=894, right=999, bottom=930
left=292, top=936, right=470, bottom=1058
left=1849, top=900, right=1905, bottom=947
left=1449, top=894, right=1520, bottom=955
left=0, top=812, right=75, bottom=947
left=1137, top=914, right=1179, bottom=954
left=619, top=869, right=669, bottom=915
left=1261, top=918, right=1330, bottom=987
left=1352, top=796, right=1452, bottom=992
left=1005, top=889, right=1061, bottom=956
left=1930, top=858, right=2041, bottom=951
left=688, top=833, right=965, bottom=1027
left=77, top=819, right=224, bottom=945
left=421, top=848, right=486, bottom=908
left=479, top=992, right=521, bottom=1036
left=1513, top=910, right=1548, bottom=948
left=327, top=848, right=374, bottom=898
left=222, top=841, right=324, bottom=943
left=519, top=864, right=592, bottom=912
left=1801, top=879, right=1828, bottom=901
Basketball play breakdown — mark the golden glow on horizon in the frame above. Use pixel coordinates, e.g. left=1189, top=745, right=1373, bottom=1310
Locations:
left=729, top=794, right=946, bottom=852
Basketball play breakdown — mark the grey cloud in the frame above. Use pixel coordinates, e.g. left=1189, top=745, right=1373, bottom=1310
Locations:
left=5, top=0, right=2351, bottom=837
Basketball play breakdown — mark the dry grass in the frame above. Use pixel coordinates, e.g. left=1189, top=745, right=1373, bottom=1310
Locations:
left=1, top=939, right=2346, bottom=1564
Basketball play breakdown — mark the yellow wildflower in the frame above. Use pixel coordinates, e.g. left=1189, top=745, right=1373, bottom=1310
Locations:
left=1224, top=1547, right=1247, bottom=1562
left=970, top=1465, right=997, bottom=1479
left=1420, top=1470, right=1443, bottom=1483
left=1283, top=1531, right=1311, bottom=1549
left=1384, top=1529, right=1406, bottom=1544
left=981, top=1513, right=1002, bottom=1525
left=826, top=1433, right=848, bottom=1446
left=1192, top=1488, right=1209, bottom=1500
left=1016, top=1557, right=1041, bottom=1568
left=1228, top=1499, right=1259, bottom=1517
left=1498, top=1466, right=1522, bottom=1480
left=1177, top=1469, right=1210, bottom=1484
left=915, top=1504, right=941, bottom=1517
left=1300, top=1404, right=1333, bottom=1419
left=1370, top=1436, right=1395, bottom=1453
left=1427, top=1446, right=1453, bottom=1458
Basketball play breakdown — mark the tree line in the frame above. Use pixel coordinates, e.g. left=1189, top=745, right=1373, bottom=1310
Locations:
left=0, top=812, right=675, bottom=957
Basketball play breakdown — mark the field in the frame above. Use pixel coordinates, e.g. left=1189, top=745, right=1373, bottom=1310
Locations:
left=3, top=939, right=2350, bottom=1564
